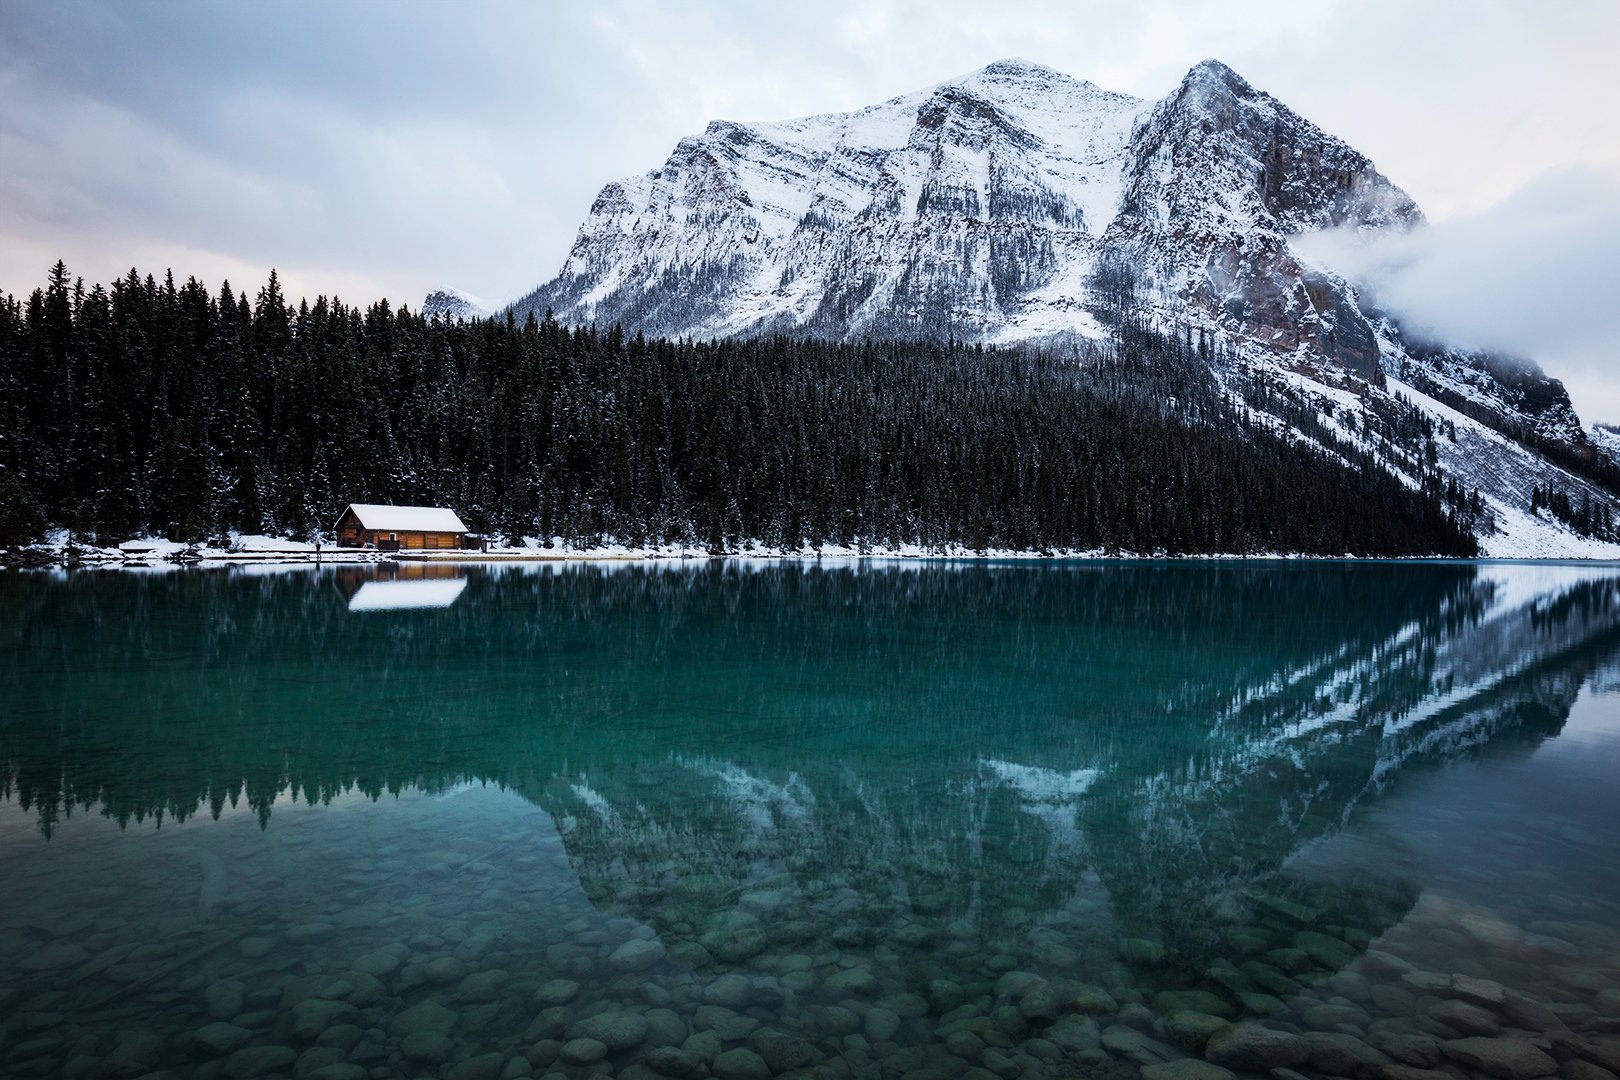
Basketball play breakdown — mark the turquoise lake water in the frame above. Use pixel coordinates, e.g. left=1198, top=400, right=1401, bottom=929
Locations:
left=2, top=561, right=1619, bottom=1080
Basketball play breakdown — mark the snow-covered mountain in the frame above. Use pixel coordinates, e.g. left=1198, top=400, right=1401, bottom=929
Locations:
left=508, top=58, right=1620, bottom=558
left=509, top=59, right=1412, bottom=355
left=422, top=287, right=489, bottom=322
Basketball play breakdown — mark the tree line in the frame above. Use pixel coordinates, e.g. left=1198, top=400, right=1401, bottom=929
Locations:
left=0, top=261, right=1476, bottom=556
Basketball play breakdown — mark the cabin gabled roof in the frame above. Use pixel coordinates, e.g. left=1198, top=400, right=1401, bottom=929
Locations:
left=339, top=504, right=468, bottom=533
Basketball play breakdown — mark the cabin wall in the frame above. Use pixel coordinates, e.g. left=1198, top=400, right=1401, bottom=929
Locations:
left=334, top=527, right=462, bottom=549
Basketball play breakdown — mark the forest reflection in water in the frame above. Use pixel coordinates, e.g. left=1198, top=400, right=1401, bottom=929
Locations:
left=2, top=560, right=1618, bottom=1080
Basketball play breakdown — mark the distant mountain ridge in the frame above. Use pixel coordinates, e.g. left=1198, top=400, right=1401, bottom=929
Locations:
left=422, top=287, right=489, bottom=322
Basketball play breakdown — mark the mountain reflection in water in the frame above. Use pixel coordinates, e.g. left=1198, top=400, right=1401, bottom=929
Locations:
left=2, top=561, right=1618, bottom=1080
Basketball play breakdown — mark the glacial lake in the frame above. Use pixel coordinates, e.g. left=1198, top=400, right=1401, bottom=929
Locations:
left=3, top=560, right=1620, bottom=1080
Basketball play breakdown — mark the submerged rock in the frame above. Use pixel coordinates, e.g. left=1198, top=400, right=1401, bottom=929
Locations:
left=1203, top=1024, right=1311, bottom=1070
left=712, top=1047, right=772, bottom=1080
left=1141, top=1061, right=1236, bottom=1080
left=1306, top=1032, right=1392, bottom=1076
left=646, top=1046, right=703, bottom=1077
left=402, top=1030, right=455, bottom=1064
left=390, top=999, right=458, bottom=1037
left=222, top=1044, right=298, bottom=1078
left=206, top=980, right=247, bottom=1020
left=560, top=1038, right=609, bottom=1065
left=193, top=1022, right=254, bottom=1055
left=1429, top=999, right=1501, bottom=1037
left=533, top=979, right=581, bottom=1006
left=609, top=938, right=668, bottom=971
left=567, top=1011, right=649, bottom=1051
left=1441, top=1038, right=1559, bottom=1080
left=825, top=966, right=879, bottom=995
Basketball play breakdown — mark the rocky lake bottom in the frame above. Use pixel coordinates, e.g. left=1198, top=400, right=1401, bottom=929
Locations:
left=2, top=560, right=1618, bottom=1080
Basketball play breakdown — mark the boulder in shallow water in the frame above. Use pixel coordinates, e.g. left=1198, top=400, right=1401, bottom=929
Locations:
left=1379, top=1033, right=1442, bottom=1067
left=1069, top=984, right=1120, bottom=1014
left=1119, top=938, right=1165, bottom=965
left=193, top=1022, right=254, bottom=1056
left=1429, top=999, right=1502, bottom=1037
left=390, top=999, right=457, bottom=1037
left=206, top=980, right=246, bottom=1020
left=646, top=1046, right=703, bottom=1077
left=609, top=937, right=668, bottom=972
left=1154, top=991, right=1236, bottom=1020
left=567, top=1010, right=649, bottom=1051
left=825, top=966, right=879, bottom=995
left=401, top=1031, right=454, bottom=1064
left=750, top=1028, right=823, bottom=1072
left=1379, top=1066, right=1456, bottom=1080
left=1101, top=1027, right=1180, bottom=1066
left=712, top=1047, right=772, bottom=1080
left=1164, top=1011, right=1229, bottom=1051
left=560, top=1038, right=608, bottom=1065
left=865, top=1007, right=902, bottom=1042
left=1441, top=1038, right=1559, bottom=1080
left=1306, top=1031, right=1392, bottom=1076
left=533, top=979, right=580, bottom=1006
left=1141, top=1060, right=1236, bottom=1080
left=1304, top=1003, right=1372, bottom=1032
left=305, top=1064, right=370, bottom=1080
left=290, top=998, right=355, bottom=1040
left=106, top=1030, right=166, bottom=1074
left=704, top=973, right=754, bottom=1009
left=424, top=955, right=468, bottom=985
left=1561, top=1060, right=1620, bottom=1080
left=1448, top=974, right=1510, bottom=1008
left=223, top=1044, right=298, bottom=1078
left=1203, top=1024, right=1311, bottom=1070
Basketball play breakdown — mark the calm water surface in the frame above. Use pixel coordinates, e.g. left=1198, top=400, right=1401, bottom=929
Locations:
left=3, top=561, right=1619, bottom=1080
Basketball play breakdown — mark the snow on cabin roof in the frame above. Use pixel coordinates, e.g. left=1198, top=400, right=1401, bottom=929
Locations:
left=341, top=504, right=468, bottom=532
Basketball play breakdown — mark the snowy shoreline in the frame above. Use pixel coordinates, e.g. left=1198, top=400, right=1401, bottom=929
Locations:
left=8, top=534, right=1620, bottom=570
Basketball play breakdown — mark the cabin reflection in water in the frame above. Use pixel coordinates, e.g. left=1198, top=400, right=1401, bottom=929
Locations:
left=334, top=563, right=469, bottom=612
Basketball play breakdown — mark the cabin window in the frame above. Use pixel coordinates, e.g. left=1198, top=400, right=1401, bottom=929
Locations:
left=390, top=533, right=397, bottom=541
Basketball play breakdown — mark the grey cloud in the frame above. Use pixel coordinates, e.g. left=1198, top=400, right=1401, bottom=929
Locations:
left=1295, top=169, right=1620, bottom=422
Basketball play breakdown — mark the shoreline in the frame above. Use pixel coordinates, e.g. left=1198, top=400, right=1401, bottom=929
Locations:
left=7, top=540, right=1620, bottom=570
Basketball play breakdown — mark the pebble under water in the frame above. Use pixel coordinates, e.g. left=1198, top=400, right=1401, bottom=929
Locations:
left=2, top=560, right=1619, bottom=1080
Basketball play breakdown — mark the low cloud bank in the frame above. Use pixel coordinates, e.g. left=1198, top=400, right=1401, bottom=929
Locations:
left=1295, top=169, right=1620, bottom=422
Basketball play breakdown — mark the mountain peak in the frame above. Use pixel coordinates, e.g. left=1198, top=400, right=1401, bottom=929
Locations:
left=952, top=56, right=1104, bottom=99
left=968, top=57, right=1070, bottom=82
left=1182, top=57, right=1252, bottom=93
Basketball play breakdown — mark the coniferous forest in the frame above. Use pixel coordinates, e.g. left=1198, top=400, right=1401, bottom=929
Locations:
left=0, top=262, right=1477, bottom=556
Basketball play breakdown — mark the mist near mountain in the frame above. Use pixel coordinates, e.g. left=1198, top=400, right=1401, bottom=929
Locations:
left=1296, top=169, right=1620, bottom=421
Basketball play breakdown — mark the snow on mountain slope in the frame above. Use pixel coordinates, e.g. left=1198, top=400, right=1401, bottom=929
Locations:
left=506, top=57, right=1620, bottom=559
left=511, top=59, right=1149, bottom=342
left=422, top=287, right=490, bottom=322
left=1386, top=377, right=1620, bottom=559
left=1590, top=424, right=1620, bottom=464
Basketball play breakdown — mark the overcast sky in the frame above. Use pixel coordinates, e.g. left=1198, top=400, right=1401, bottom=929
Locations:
left=3, top=0, right=1618, bottom=418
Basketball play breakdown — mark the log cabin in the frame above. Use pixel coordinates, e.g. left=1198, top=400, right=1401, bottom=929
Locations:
left=334, top=504, right=469, bottom=550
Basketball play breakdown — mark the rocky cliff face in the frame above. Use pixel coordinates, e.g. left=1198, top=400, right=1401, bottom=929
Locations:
left=1110, top=60, right=1421, bottom=379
